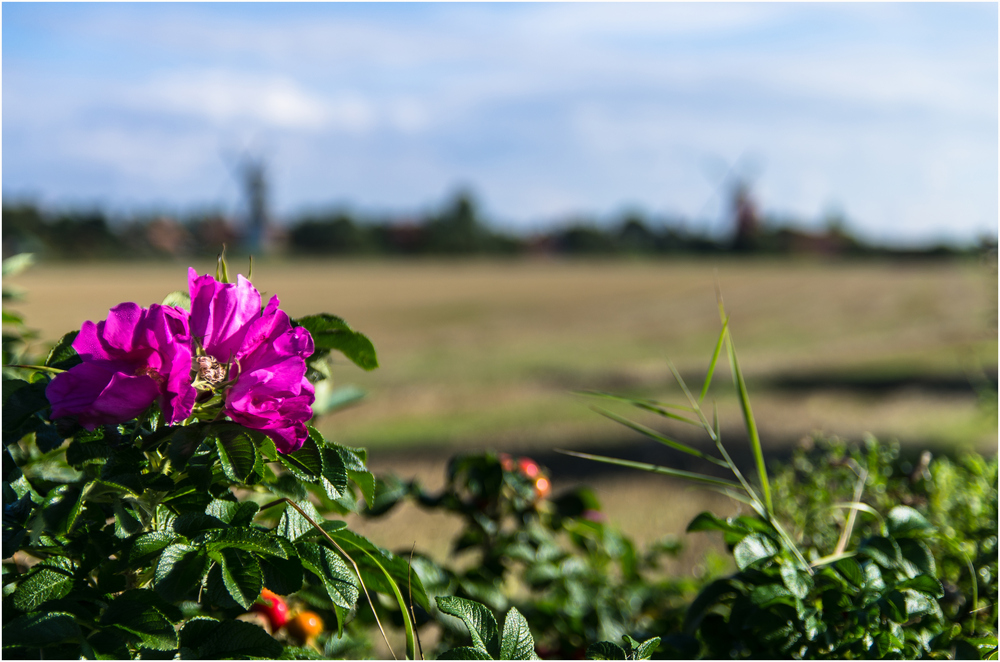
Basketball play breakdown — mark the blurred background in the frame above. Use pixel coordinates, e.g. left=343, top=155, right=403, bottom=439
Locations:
left=3, top=3, right=997, bottom=556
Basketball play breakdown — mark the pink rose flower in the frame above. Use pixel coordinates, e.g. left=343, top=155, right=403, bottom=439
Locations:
left=188, top=269, right=315, bottom=453
left=46, top=302, right=196, bottom=429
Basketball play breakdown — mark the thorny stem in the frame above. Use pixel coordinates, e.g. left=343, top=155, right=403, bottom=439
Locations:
left=260, top=497, right=399, bottom=660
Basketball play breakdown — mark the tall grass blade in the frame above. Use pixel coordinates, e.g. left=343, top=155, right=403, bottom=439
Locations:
left=556, top=449, right=740, bottom=490
left=667, top=362, right=717, bottom=442
left=592, top=407, right=728, bottom=467
left=725, top=332, right=771, bottom=513
left=577, top=390, right=698, bottom=413
left=699, top=316, right=729, bottom=403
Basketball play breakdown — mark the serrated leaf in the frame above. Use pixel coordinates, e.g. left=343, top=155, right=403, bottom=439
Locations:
left=273, top=500, right=319, bottom=542
left=172, top=512, right=228, bottom=538
left=881, top=589, right=908, bottom=623
left=886, top=505, right=932, bottom=537
left=101, top=593, right=178, bottom=651
left=834, top=557, right=865, bottom=588
left=634, top=637, right=661, bottom=660
left=45, top=331, right=80, bottom=370
left=65, top=438, right=111, bottom=467
left=348, top=469, right=376, bottom=508
left=216, top=428, right=258, bottom=484
left=154, top=544, right=209, bottom=602
left=127, top=531, right=175, bottom=564
left=586, top=641, right=627, bottom=660
left=195, top=619, right=283, bottom=660
left=293, top=314, right=379, bottom=371
left=733, top=533, right=778, bottom=570
left=897, top=574, right=944, bottom=598
left=439, top=646, right=495, bottom=660
left=261, top=551, right=304, bottom=595
left=2, top=611, right=81, bottom=649
left=320, top=445, right=349, bottom=500
left=280, top=434, right=323, bottom=483
left=897, top=537, right=936, bottom=577
left=749, top=583, right=797, bottom=609
left=113, top=500, right=144, bottom=539
left=217, top=548, right=263, bottom=610
left=296, top=541, right=359, bottom=609
left=780, top=562, right=813, bottom=600
left=436, top=596, right=500, bottom=659
left=11, top=557, right=75, bottom=611
left=201, top=526, right=287, bottom=558
left=500, top=607, right=536, bottom=660
left=206, top=499, right=259, bottom=527
left=859, top=536, right=902, bottom=569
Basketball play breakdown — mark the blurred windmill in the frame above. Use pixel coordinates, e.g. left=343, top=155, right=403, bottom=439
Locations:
left=698, top=151, right=765, bottom=251
left=222, top=144, right=273, bottom=255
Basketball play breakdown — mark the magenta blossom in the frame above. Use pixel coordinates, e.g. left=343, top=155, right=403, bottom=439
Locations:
left=46, top=302, right=196, bottom=429
left=188, top=269, right=315, bottom=453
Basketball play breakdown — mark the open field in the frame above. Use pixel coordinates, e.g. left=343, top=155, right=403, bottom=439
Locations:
left=8, top=256, right=996, bottom=565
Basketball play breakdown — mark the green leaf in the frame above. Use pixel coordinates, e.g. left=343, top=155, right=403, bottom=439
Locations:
left=154, top=544, right=209, bottom=602
left=586, top=641, right=627, bottom=660
left=897, top=574, right=944, bottom=598
left=296, top=541, right=359, bottom=609
left=161, top=290, right=191, bottom=310
left=733, top=533, right=778, bottom=570
left=634, top=637, right=661, bottom=660
left=39, top=484, right=86, bottom=536
left=881, top=589, right=908, bottom=623
left=201, top=526, right=288, bottom=558
left=834, top=557, right=865, bottom=588
left=859, top=536, right=902, bottom=569
left=320, top=445, right=349, bottom=500
left=127, top=531, right=175, bottom=564
left=3, top=378, right=49, bottom=445
left=780, top=562, right=813, bottom=600
left=275, top=499, right=326, bottom=542
left=280, top=434, right=323, bottom=483
left=294, top=314, right=379, bottom=371
left=348, top=468, right=377, bottom=509
left=216, top=548, right=263, bottom=610
left=215, top=428, right=259, bottom=484
left=749, top=583, right=797, bottom=609
left=499, top=607, right=536, bottom=660
left=436, top=596, right=500, bottom=659
left=206, top=499, right=259, bottom=527
left=44, top=331, right=80, bottom=370
left=101, top=593, right=178, bottom=651
left=113, top=500, right=144, bottom=539
left=260, top=551, right=304, bottom=595
left=886, top=505, right=932, bottom=537
left=11, top=557, right=75, bottom=611
left=330, top=528, right=430, bottom=611
left=439, top=646, right=495, bottom=660
left=2, top=253, right=34, bottom=278
left=684, top=579, right=738, bottom=633
left=2, top=611, right=81, bottom=649
left=897, top=537, right=936, bottom=577
left=687, top=511, right=752, bottom=536
left=193, top=619, right=283, bottom=660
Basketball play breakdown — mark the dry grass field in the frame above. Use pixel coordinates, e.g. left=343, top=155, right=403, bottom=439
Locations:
left=8, top=256, right=996, bottom=561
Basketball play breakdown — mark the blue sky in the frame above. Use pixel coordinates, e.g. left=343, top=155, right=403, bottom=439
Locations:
left=3, top=3, right=997, bottom=245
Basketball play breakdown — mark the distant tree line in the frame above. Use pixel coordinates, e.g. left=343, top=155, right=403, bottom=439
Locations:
left=2, top=192, right=993, bottom=261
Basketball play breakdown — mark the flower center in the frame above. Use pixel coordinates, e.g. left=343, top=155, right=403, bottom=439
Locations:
left=196, top=356, right=228, bottom=384
left=134, top=366, right=164, bottom=384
